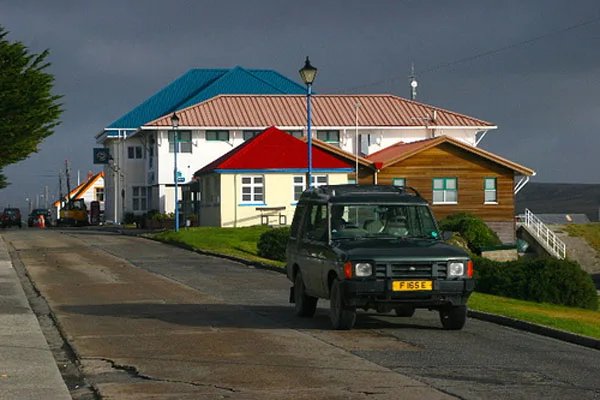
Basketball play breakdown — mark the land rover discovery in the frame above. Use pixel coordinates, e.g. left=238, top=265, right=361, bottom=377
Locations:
left=286, top=184, right=474, bottom=330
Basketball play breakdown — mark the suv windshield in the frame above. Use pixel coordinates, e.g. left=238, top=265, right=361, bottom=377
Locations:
left=330, top=204, right=440, bottom=240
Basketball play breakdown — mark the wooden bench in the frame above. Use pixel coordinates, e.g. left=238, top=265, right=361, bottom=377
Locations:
left=255, top=206, right=287, bottom=226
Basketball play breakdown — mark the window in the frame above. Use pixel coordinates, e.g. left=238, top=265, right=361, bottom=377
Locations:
left=127, top=146, right=143, bottom=159
left=484, top=178, right=497, bottom=203
left=240, top=175, right=264, bottom=203
left=168, top=131, right=192, bottom=153
left=317, top=130, right=340, bottom=146
left=303, top=204, right=328, bottom=242
left=432, top=178, right=457, bottom=204
left=206, top=130, right=230, bottom=142
left=243, top=130, right=262, bottom=141
left=132, top=186, right=147, bottom=211
left=392, top=178, right=406, bottom=187
left=95, top=187, right=104, bottom=202
left=286, top=130, right=304, bottom=139
left=293, top=175, right=328, bottom=201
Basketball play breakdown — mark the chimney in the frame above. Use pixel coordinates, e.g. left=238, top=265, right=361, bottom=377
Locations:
left=88, top=170, right=93, bottom=180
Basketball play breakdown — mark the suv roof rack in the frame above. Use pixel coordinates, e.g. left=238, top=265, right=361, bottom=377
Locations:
left=300, top=184, right=426, bottom=204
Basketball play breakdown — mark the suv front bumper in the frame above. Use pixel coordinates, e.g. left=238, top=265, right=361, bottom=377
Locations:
left=342, top=279, right=475, bottom=308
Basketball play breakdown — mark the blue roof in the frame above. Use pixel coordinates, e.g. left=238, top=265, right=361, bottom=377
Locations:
left=107, top=66, right=307, bottom=130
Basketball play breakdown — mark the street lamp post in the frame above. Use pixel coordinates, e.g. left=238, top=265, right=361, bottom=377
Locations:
left=171, top=112, right=180, bottom=232
left=299, top=57, right=317, bottom=188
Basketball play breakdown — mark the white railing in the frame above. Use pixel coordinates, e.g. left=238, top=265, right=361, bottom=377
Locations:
left=517, top=208, right=566, bottom=259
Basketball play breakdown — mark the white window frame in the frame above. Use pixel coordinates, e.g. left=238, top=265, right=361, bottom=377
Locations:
left=392, top=177, right=406, bottom=187
left=95, top=187, right=104, bottom=202
left=132, top=186, right=147, bottom=211
left=243, top=130, right=262, bottom=141
left=293, top=175, right=328, bottom=202
left=168, top=131, right=192, bottom=153
left=316, top=130, right=340, bottom=146
left=432, top=178, right=457, bottom=204
left=206, top=130, right=230, bottom=142
left=484, top=177, right=498, bottom=204
left=240, top=175, right=264, bottom=204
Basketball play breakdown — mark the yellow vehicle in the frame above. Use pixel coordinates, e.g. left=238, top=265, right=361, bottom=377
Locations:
left=58, top=199, right=89, bottom=227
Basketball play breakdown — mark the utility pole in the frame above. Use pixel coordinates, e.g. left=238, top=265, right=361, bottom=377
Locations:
left=65, top=160, right=72, bottom=205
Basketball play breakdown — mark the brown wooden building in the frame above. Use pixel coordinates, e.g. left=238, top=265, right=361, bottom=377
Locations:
left=312, top=135, right=535, bottom=243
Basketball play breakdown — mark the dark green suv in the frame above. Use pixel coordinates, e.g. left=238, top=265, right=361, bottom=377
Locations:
left=286, top=184, right=474, bottom=330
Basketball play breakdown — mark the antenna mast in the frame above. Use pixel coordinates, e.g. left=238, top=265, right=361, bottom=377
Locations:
left=409, top=63, right=418, bottom=101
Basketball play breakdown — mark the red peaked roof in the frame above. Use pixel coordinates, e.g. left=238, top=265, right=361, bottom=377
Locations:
left=194, top=126, right=353, bottom=175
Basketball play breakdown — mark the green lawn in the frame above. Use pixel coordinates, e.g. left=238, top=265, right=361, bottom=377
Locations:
left=150, top=226, right=600, bottom=339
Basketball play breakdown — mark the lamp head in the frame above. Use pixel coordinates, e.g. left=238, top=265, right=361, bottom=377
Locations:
left=170, top=112, right=180, bottom=128
left=299, top=56, right=317, bottom=85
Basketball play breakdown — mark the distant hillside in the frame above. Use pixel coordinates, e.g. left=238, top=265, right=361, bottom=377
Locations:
left=516, top=182, right=600, bottom=222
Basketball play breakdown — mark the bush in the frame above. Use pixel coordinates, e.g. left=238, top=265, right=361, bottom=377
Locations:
left=473, top=255, right=599, bottom=310
left=257, top=227, right=291, bottom=262
left=123, top=212, right=138, bottom=225
left=439, top=212, right=502, bottom=254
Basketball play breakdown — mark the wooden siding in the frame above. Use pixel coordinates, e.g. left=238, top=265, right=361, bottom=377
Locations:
left=369, top=143, right=516, bottom=221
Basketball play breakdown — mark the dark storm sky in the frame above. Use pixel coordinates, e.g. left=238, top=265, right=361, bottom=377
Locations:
left=1, top=0, right=599, bottom=208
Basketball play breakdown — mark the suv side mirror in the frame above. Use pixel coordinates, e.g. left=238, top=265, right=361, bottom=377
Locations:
left=442, top=231, right=454, bottom=241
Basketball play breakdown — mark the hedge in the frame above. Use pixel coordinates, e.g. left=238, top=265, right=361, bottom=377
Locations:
left=473, top=255, right=598, bottom=310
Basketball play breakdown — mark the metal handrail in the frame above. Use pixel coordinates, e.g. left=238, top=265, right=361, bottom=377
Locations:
left=518, top=209, right=566, bottom=259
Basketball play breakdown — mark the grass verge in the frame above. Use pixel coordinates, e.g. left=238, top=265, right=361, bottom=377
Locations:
left=151, top=226, right=600, bottom=339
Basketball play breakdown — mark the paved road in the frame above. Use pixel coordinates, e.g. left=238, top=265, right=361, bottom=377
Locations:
left=4, top=229, right=600, bottom=399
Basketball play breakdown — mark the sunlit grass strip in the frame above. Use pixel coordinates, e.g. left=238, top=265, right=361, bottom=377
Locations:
left=469, top=292, right=600, bottom=339
left=151, top=226, right=285, bottom=268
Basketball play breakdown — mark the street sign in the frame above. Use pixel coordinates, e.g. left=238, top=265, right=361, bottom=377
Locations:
left=93, top=148, right=110, bottom=164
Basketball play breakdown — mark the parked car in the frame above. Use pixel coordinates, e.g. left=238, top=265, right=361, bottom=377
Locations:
left=286, top=184, right=474, bottom=330
left=28, top=208, right=52, bottom=227
left=1, top=208, right=22, bottom=228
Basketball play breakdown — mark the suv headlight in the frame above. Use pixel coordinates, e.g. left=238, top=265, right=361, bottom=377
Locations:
left=355, top=262, right=373, bottom=277
left=448, top=262, right=465, bottom=277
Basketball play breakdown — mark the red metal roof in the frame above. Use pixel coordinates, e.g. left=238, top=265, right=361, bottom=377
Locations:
left=194, top=126, right=353, bottom=175
left=144, top=95, right=495, bottom=129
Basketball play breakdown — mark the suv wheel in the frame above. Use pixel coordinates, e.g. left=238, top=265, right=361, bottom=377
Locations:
left=294, top=272, right=317, bottom=317
left=394, top=305, right=415, bottom=317
left=330, top=279, right=356, bottom=330
left=439, top=305, right=467, bottom=330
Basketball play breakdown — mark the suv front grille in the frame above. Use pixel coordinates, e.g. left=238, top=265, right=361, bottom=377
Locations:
left=375, top=262, right=447, bottom=279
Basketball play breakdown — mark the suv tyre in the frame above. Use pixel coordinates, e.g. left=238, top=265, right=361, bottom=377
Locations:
left=294, top=272, right=317, bottom=317
left=330, top=279, right=356, bottom=330
left=439, top=305, right=467, bottom=330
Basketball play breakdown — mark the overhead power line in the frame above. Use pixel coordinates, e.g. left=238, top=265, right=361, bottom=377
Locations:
left=340, top=15, right=600, bottom=93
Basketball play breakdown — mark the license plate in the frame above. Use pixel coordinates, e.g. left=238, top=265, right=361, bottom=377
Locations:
left=393, top=280, right=432, bottom=291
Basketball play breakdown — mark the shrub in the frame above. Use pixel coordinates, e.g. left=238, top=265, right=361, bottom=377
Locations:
left=123, top=212, right=138, bottom=225
left=473, top=255, right=599, bottom=310
left=439, top=212, right=502, bottom=254
left=257, top=227, right=291, bottom=262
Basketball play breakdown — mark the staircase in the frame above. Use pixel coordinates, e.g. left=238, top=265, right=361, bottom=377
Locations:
left=516, top=208, right=567, bottom=259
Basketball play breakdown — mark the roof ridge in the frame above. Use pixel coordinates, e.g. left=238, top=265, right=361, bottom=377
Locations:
left=387, top=94, right=494, bottom=126
left=239, top=68, right=293, bottom=94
